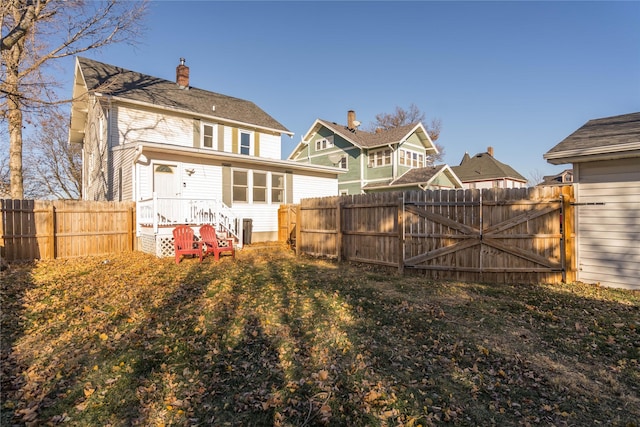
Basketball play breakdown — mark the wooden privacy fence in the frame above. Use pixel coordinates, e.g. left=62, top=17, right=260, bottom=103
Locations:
left=287, top=186, right=574, bottom=284
left=1, top=199, right=136, bottom=261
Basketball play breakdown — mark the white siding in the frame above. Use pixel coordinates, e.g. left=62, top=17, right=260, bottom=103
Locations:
left=231, top=204, right=280, bottom=235
left=137, top=163, right=152, bottom=200
left=575, top=158, right=640, bottom=290
left=116, top=106, right=192, bottom=147
left=181, top=164, right=223, bottom=200
left=220, top=126, right=230, bottom=153
left=292, top=174, right=339, bottom=202
left=258, top=133, right=281, bottom=159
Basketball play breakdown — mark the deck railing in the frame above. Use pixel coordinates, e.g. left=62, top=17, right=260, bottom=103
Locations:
left=137, top=194, right=241, bottom=242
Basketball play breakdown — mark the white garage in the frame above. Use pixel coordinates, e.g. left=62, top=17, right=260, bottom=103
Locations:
left=544, top=112, right=640, bottom=290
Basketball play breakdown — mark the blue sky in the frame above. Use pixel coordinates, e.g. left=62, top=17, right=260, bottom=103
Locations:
left=58, top=0, right=640, bottom=182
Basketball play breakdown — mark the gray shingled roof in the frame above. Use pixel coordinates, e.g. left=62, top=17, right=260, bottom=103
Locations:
left=451, top=151, right=527, bottom=182
left=317, top=120, right=427, bottom=149
left=77, top=57, right=290, bottom=134
left=544, top=112, right=640, bottom=159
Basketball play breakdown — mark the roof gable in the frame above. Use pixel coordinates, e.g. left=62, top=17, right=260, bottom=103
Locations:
left=451, top=151, right=527, bottom=182
left=544, top=112, right=640, bottom=164
left=363, top=164, right=463, bottom=190
left=75, top=57, right=291, bottom=135
left=293, top=118, right=437, bottom=152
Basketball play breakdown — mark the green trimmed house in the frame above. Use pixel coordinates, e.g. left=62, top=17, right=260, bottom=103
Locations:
left=287, top=110, right=462, bottom=195
left=451, top=147, right=527, bottom=189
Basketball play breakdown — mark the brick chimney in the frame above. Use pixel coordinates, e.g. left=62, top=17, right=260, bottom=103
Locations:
left=176, top=57, right=189, bottom=88
left=347, top=110, right=356, bottom=130
left=487, top=146, right=494, bottom=157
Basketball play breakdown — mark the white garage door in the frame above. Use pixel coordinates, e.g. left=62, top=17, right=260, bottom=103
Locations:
left=575, top=158, right=640, bottom=289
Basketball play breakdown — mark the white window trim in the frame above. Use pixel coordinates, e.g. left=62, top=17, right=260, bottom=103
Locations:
left=271, top=172, right=285, bottom=204
left=202, top=122, right=218, bottom=149
left=338, top=155, right=348, bottom=170
left=232, top=169, right=249, bottom=203
left=232, top=169, right=285, bottom=204
left=315, top=135, right=334, bottom=151
left=239, top=129, right=254, bottom=156
left=253, top=171, right=268, bottom=204
left=368, top=148, right=392, bottom=168
left=399, top=148, right=425, bottom=168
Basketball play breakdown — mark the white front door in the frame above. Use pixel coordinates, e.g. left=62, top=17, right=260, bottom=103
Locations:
left=153, top=164, right=182, bottom=223
left=154, top=164, right=180, bottom=197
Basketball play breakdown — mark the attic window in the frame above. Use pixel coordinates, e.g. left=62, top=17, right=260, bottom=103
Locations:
left=315, top=136, right=334, bottom=151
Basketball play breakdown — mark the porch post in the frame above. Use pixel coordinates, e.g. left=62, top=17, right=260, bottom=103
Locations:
left=152, top=192, right=158, bottom=234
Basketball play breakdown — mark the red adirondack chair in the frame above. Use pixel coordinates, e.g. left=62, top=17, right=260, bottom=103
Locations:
left=173, top=225, right=203, bottom=264
left=200, top=224, right=235, bottom=261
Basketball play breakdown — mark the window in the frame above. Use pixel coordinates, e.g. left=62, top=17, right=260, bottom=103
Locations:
left=399, top=149, right=424, bottom=168
left=202, top=123, right=217, bottom=148
left=315, top=136, right=334, bottom=151
left=253, top=172, right=267, bottom=203
left=155, top=165, right=174, bottom=173
left=240, top=131, right=252, bottom=155
left=338, top=156, right=347, bottom=169
left=233, top=170, right=248, bottom=202
left=272, top=173, right=284, bottom=203
left=233, top=170, right=285, bottom=204
left=368, top=148, right=391, bottom=168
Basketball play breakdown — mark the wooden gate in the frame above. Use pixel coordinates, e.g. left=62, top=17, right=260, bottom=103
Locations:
left=403, top=186, right=573, bottom=284
left=278, top=204, right=298, bottom=245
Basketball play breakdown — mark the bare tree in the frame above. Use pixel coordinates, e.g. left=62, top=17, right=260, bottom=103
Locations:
left=368, top=103, right=445, bottom=163
left=24, top=108, right=82, bottom=199
left=527, top=168, right=547, bottom=187
left=0, top=151, right=10, bottom=198
left=1, top=0, right=147, bottom=199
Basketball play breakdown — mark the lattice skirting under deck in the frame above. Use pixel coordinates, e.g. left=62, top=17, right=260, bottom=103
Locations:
left=139, top=234, right=175, bottom=258
left=139, top=233, right=204, bottom=258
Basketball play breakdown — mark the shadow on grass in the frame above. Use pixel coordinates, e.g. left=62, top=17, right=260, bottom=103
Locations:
left=3, top=250, right=639, bottom=426
left=1, top=262, right=37, bottom=425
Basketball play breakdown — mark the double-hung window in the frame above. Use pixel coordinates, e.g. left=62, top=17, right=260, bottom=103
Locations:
left=233, top=170, right=248, bottom=202
left=272, top=173, right=284, bottom=203
left=240, top=130, right=252, bottom=155
left=202, top=123, right=217, bottom=149
left=368, top=148, right=391, bottom=168
left=338, top=156, right=347, bottom=169
left=253, top=172, right=267, bottom=203
left=232, top=170, right=286, bottom=204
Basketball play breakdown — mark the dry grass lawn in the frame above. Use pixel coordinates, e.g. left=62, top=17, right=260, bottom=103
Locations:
left=1, top=246, right=638, bottom=426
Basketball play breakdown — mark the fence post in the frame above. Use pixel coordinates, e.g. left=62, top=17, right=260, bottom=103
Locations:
left=562, top=185, right=575, bottom=283
left=128, top=205, right=135, bottom=251
left=398, top=195, right=404, bottom=274
left=335, top=201, right=343, bottom=261
left=48, top=204, right=56, bottom=259
left=295, top=203, right=301, bottom=256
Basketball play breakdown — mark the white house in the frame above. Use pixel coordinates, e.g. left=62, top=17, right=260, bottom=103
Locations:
left=544, top=112, right=640, bottom=290
left=68, top=57, right=342, bottom=254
